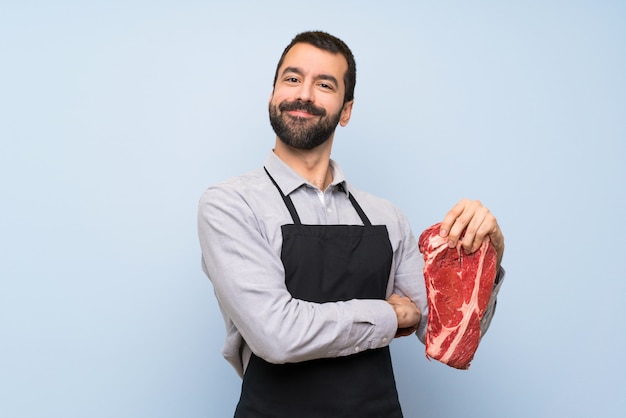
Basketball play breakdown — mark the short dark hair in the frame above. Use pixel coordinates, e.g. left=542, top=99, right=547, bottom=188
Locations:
left=272, top=31, right=357, bottom=104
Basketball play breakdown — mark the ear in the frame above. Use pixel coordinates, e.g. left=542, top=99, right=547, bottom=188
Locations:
left=339, top=100, right=354, bottom=127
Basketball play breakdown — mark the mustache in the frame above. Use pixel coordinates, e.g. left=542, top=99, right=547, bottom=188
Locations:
left=279, top=100, right=326, bottom=117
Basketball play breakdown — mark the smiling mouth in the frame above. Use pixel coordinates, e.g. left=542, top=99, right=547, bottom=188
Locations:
left=286, top=109, right=317, bottom=118
left=279, top=100, right=326, bottom=117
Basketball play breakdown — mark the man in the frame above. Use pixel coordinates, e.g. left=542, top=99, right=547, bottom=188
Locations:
left=198, top=31, right=505, bottom=417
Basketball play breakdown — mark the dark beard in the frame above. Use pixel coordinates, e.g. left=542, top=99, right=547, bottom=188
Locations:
left=269, top=100, right=341, bottom=150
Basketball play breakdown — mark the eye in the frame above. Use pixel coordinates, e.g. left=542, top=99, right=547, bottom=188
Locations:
left=318, top=82, right=334, bottom=91
left=285, top=76, right=300, bottom=84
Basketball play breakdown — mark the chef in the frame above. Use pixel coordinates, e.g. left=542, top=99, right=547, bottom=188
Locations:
left=197, top=30, right=505, bottom=417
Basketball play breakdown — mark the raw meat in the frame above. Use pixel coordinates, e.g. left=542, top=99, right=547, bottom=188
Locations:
left=418, top=222, right=497, bottom=369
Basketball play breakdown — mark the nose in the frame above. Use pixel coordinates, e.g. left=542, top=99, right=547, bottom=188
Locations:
left=296, top=81, right=314, bottom=102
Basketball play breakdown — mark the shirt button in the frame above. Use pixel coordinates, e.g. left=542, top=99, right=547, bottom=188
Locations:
left=326, top=207, right=332, bottom=213
left=382, top=337, right=388, bottom=343
left=355, top=346, right=360, bottom=353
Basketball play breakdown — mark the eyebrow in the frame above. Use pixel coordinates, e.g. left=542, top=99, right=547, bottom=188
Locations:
left=281, top=66, right=339, bottom=87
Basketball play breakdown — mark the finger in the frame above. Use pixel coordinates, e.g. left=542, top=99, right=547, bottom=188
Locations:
left=386, top=293, right=405, bottom=303
left=448, top=200, right=483, bottom=248
left=472, top=211, right=504, bottom=253
left=395, top=325, right=418, bottom=338
left=489, top=227, right=505, bottom=256
left=461, top=205, right=490, bottom=253
left=483, top=218, right=505, bottom=265
left=439, top=198, right=470, bottom=238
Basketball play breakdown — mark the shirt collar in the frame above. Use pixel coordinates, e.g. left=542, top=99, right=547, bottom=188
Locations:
left=264, top=151, right=350, bottom=197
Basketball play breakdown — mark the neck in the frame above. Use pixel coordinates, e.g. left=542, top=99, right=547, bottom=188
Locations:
left=273, top=137, right=334, bottom=190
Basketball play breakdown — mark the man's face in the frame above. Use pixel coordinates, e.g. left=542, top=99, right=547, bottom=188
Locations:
left=269, top=43, right=353, bottom=150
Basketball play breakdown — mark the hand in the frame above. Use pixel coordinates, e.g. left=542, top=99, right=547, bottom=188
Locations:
left=387, top=294, right=421, bottom=338
left=439, top=198, right=505, bottom=268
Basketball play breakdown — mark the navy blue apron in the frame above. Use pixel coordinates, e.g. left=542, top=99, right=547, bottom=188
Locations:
left=234, top=169, right=403, bottom=417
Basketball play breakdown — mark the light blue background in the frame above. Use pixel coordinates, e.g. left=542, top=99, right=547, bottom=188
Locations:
left=1, top=1, right=624, bottom=417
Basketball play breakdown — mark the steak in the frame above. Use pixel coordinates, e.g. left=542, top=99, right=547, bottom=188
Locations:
left=418, top=222, right=497, bottom=369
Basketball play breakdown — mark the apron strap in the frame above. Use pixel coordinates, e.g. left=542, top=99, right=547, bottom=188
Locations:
left=264, top=166, right=373, bottom=227
left=348, top=192, right=372, bottom=227
left=264, top=167, right=301, bottom=224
